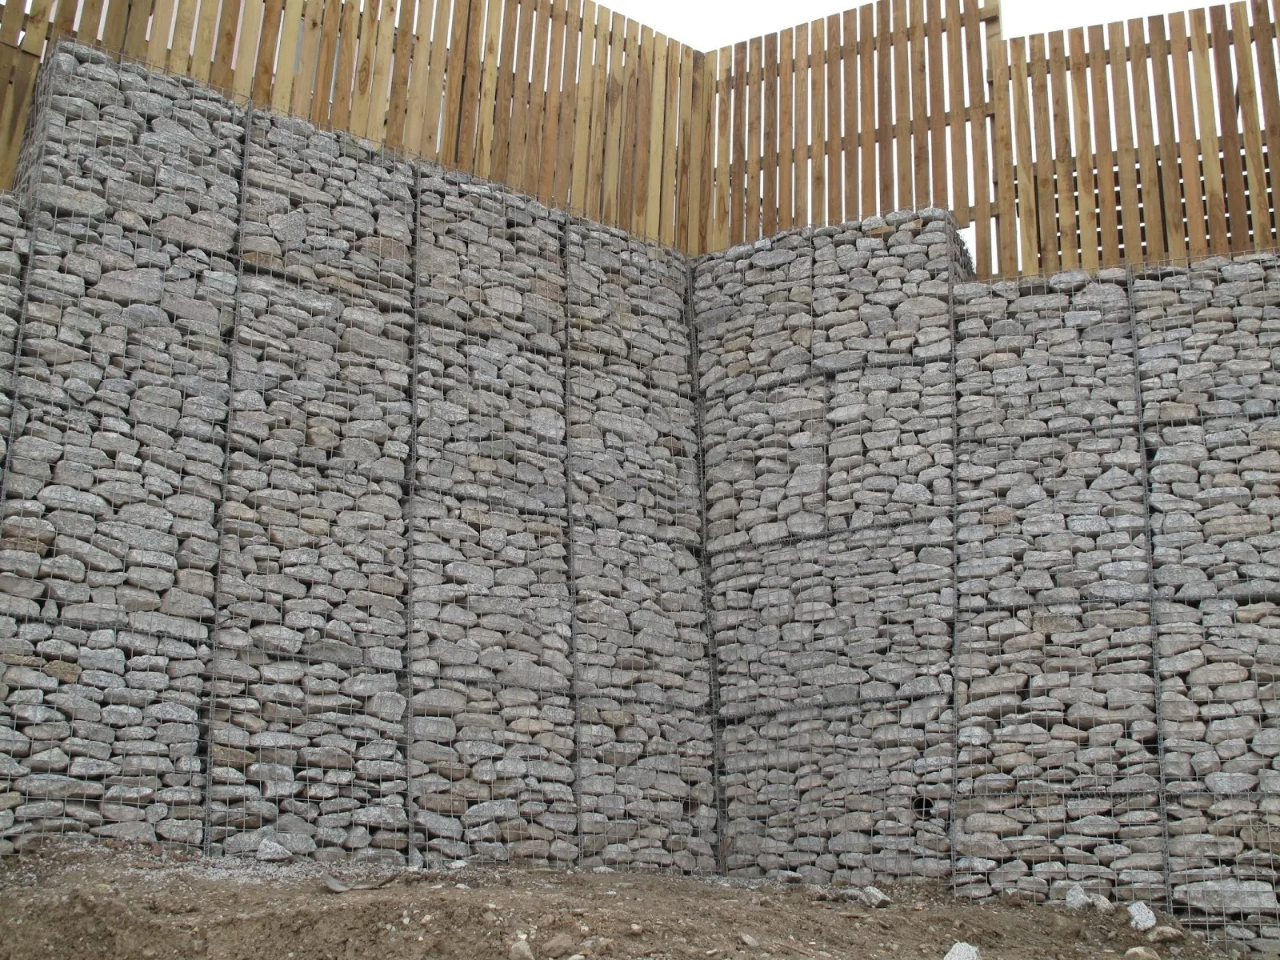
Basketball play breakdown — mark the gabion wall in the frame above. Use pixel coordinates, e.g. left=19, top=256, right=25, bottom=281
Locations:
left=695, top=223, right=1280, bottom=949
left=2, top=42, right=1279, bottom=952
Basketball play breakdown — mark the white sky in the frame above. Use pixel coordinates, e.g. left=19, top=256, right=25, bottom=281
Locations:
left=599, top=0, right=1208, bottom=50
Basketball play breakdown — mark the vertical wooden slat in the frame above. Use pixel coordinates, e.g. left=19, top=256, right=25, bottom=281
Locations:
left=1209, top=5, right=1248, bottom=248
left=489, top=0, right=518, bottom=182
left=1147, top=16, right=1187, bottom=260
left=658, top=35, right=679, bottom=244
left=1029, top=35, right=1057, bottom=273
left=825, top=14, right=842, bottom=225
left=366, top=0, right=402, bottom=141
left=729, top=40, right=746, bottom=243
left=1048, top=33, right=1078, bottom=269
left=945, top=0, right=967, bottom=222
left=329, top=0, right=362, bottom=131
left=876, top=0, right=893, bottom=213
left=457, top=0, right=489, bottom=170
left=0, top=48, right=36, bottom=188
left=272, top=0, right=309, bottom=114
left=80, top=0, right=106, bottom=43
left=584, top=9, right=610, bottom=219
left=1068, top=27, right=1099, bottom=271
left=1088, top=24, right=1120, bottom=267
left=892, top=0, right=911, bottom=209
left=550, top=0, right=581, bottom=208
left=385, top=0, right=422, bottom=149
left=1128, top=17, right=1166, bottom=261
left=778, top=29, right=794, bottom=233
left=794, top=23, right=809, bottom=228
left=290, top=0, right=326, bottom=119
left=310, top=0, right=343, bottom=124
left=524, top=0, right=553, bottom=194
left=101, top=0, right=129, bottom=51
left=569, top=0, right=598, bottom=214
left=806, top=22, right=822, bottom=230
left=600, top=13, right=626, bottom=225
left=507, top=0, right=536, bottom=189
left=925, top=0, right=945, bottom=211
left=170, top=0, right=198, bottom=75
left=1168, top=11, right=1205, bottom=253
left=148, top=0, right=176, bottom=68
left=1107, top=22, right=1142, bottom=263
left=696, top=52, right=716, bottom=252
left=1009, top=38, right=1040, bottom=273
left=859, top=2, right=876, bottom=221
left=123, top=0, right=153, bottom=62
left=674, top=43, right=694, bottom=249
left=762, top=32, right=779, bottom=237
left=689, top=50, right=712, bottom=254
left=985, top=7, right=1014, bottom=275
left=645, top=31, right=671, bottom=239
left=211, top=0, right=244, bottom=90
left=439, top=0, right=474, bottom=165
left=536, top=0, right=567, bottom=203
left=615, top=14, right=639, bottom=225
left=909, top=0, right=928, bottom=205
left=233, top=0, right=265, bottom=100
left=1189, top=8, right=1228, bottom=252
left=189, top=0, right=222, bottom=83
left=712, top=46, right=732, bottom=246
left=841, top=7, right=859, bottom=222
left=252, top=0, right=285, bottom=104
left=402, top=0, right=439, bottom=153
left=746, top=34, right=763, bottom=240
left=349, top=0, right=385, bottom=132
left=1252, top=0, right=1280, bottom=246
left=22, top=0, right=58, bottom=57
left=1231, top=1, right=1270, bottom=248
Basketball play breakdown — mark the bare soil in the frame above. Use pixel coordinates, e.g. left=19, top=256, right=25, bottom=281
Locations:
left=0, top=840, right=1241, bottom=960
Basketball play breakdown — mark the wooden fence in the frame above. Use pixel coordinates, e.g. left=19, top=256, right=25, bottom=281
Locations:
left=0, top=0, right=1277, bottom=276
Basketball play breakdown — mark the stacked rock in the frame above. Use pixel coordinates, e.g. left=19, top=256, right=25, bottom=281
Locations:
left=954, top=271, right=1136, bottom=440
left=721, top=695, right=953, bottom=886
left=0, top=196, right=25, bottom=467
left=566, top=223, right=716, bottom=873
left=201, top=110, right=417, bottom=863
left=0, top=619, right=208, bottom=854
left=811, top=210, right=957, bottom=372
left=695, top=233, right=822, bottom=555
left=409, top=173, right=578, bottom=866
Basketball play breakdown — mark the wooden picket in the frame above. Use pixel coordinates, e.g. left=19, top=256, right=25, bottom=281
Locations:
left=0, top=0, right=1276, bottom=270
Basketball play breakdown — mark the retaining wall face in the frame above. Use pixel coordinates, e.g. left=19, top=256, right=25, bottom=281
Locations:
left=410, top=174, right=577, bottom=866
left=4, top=41, right=1280, bottom=948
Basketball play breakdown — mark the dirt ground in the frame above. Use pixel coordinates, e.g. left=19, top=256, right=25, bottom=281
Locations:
left=0, top=840, right=1245, bottom=960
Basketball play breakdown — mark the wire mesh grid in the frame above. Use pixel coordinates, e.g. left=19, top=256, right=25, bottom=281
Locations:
left=566, top=225, right=716, bottom=874
left=4, top=35, right=1280, bottom=951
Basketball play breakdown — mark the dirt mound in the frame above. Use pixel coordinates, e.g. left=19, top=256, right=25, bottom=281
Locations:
left=0, top=841, right=1239, bottom=960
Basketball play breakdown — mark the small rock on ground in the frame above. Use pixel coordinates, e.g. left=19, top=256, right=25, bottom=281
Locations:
left=943, top=943, right=980, bottom=960
left=1128, top=902, right=1157, bottom=932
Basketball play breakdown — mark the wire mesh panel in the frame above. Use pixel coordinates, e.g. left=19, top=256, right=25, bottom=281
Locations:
left=1135, top=256, right=1280, bottom=425
left=826, top=361, right=955, bottom=534
left=694, top=231, right=816, bottom=388
left=0, top=197, right=25, bottom=474
left=722, top=696, right=953, bottom=886
left=206, top=111, right=416, bottom=864
left=953, top=601, right=1163, bottom=904
left=954, top=272, right=1136, bottom=441
left=409, top=176, right=577, bottom=867
left=812, top=212, right=958, bottom=373
left=1135, top=254, right=1280, bottom=946
left=567, top=223, right=716, bottom=873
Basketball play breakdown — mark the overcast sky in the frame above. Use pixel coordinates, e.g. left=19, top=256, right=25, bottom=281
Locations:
left=598, top=0, right=1208, bottom=50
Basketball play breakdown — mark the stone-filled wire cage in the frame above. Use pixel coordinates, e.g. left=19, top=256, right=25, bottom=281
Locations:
left=2, top=40, right=1280, bottom=953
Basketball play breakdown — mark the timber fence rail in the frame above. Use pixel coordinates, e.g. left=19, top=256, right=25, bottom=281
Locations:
left=0, top=0, right=1276, bottom=275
